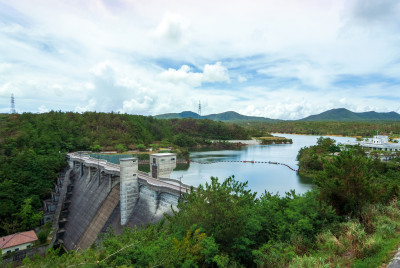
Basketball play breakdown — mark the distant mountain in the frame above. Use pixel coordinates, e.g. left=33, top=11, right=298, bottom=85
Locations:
left=301, top=108, right=400, bottom=121
left=205, top=111, right=277, bottom=122
left=155, top=108, right=400, bottom=122
left=155, top=111, right=278, bottom=122
left=155, top=111, right=200, bottom=119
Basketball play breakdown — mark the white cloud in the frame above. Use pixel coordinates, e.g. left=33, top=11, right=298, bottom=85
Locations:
left=38, top=105, right=49, bottom=113
left=0, top=63, right=12, bottom=72
left=258, top=61, right=334, bottom=89
left=75, top=99, right=96, bottom=113
left=203, top=62, right=230, bottom=83
left=159, top=65, right=203, bottom=87
left=153, top=12, right=190, bottom=44
left=121, top=96, right=156, bottom=114
left=90, top=60, right=117, bottom=76
left=0, top=0, right=399, bottom=119
left=159, top=62, right=230, bottom=87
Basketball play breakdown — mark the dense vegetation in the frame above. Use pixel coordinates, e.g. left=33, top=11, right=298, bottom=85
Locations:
left=0, top=112, right=249, bottom=236
left=23, top=160, right=400, bottom=266
left=3, top=111, right=400, bottom=266
left=20, top=177, right=339, bottom=267
left=297, top=138, right=400, bottom=217
left=244, top=121, right=400, bottom=137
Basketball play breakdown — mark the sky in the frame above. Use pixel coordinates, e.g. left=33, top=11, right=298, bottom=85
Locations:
left=0, top=0, right=400, bottom=120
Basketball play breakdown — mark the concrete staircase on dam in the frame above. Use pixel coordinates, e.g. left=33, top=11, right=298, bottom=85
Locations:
left=76, top=186, right=120, bottom=249
left=62, top=167, right=115, bottom=250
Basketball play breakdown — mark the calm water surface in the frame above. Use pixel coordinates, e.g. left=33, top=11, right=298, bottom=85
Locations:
left=171, top=134, right=356, bottom=196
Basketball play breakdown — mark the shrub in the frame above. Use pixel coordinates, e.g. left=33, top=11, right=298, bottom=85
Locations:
left=37, top=230, right=48, bottom=244
left=341, top=221, right=366, bottom=258
left=136, top=144, right=146, bottom=151
left=114, top=144, right=127, bottom=153
left=253, top=241, right=296, bottom=268
left=90, top=144, right=102, bottom=152
left=317, top=230, right=345, bottom=256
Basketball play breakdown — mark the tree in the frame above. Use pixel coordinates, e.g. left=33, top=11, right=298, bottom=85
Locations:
left=316, top=137, right=336, bottom=149
left=168, top=176, right=259, bottom=264
left=16, top=197, right=43, bottom=231
left=315, top=150, right=378, bottom=217
left=90, top=144, right=102, bottom=152
left=114, top=144, right=127, bottom=153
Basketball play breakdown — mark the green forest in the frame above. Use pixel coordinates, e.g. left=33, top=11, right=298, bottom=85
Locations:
left=0, top=112, right=250, bottom=236
left=243, top=121, right=400, bottom=137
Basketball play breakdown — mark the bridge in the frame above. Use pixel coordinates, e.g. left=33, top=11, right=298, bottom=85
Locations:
left=47, top=152, right=193, bottom=251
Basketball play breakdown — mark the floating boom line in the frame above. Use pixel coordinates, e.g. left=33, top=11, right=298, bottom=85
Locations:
left=189, top=160, right=299, bottom=172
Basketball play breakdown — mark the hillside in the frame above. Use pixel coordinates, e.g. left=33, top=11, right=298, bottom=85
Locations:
left=155, top=111, right=200, bottom=119
left=301, top=108, right=400, bottom=121
left=155, top=111, right=278, bottom=122
left=156, top=108, right=400, bottom=123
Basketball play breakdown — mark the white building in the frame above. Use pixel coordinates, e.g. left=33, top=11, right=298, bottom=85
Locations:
left=345, top=135, right=400, bottom=153
left=150, top=153, right=177, bottom=179
left=372, top=135, right=389, bottom=145
left=0, top=230, right=38, bottom=255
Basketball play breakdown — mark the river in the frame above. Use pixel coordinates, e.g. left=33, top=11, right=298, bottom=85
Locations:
left=170, top=134, right=356, bottom=196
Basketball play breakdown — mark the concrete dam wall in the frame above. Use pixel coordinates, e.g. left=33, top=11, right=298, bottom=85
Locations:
left=55, top=153, right=187, bottom=251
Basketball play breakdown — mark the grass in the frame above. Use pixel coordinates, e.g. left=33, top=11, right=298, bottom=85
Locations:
left=288, top=201, right=400, bottom=268
left=353, top=235, right=400, bottom=267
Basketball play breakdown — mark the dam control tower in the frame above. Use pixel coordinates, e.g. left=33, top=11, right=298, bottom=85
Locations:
left=150, top=153, right=177, bottom=179
left=120, top=158, right=139, bottom=225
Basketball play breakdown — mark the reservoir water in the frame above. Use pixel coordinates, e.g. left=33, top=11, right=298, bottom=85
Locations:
left=171, top=134, right=356, bottom=196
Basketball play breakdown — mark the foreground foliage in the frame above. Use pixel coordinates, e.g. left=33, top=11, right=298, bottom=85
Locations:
left=23, top=176, right=341, bottom=267
left=23, top=170, right=400, bottom=267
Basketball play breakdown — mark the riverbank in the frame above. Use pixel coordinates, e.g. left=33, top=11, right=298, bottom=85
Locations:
left=217, top=139, right=261, bottom=145
left=259, top=136, right=293, bottom=144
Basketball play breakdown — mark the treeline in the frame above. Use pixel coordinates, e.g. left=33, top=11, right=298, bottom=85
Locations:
left=0, top=112, right=250, bottom=236
left=242, top=121, right=400, bottom=137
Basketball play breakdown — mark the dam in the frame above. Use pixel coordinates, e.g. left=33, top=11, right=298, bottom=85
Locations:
left=45, top=152, right=193, bottom=251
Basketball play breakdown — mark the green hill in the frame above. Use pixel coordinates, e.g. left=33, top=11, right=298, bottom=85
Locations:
left=155, top=111, right=200, bottom=119
left=155, top=111, right=279, bottom=122
left=156, top=108, right=400, bottom=122
left=300, top=108, right=400, bottom=121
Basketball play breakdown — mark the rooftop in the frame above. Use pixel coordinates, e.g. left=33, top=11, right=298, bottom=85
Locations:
left=0, top=230, right=38, bottom=249
left=345, top=141, right=400, bottom=149
left=151, top=153, right=176, bottom=157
